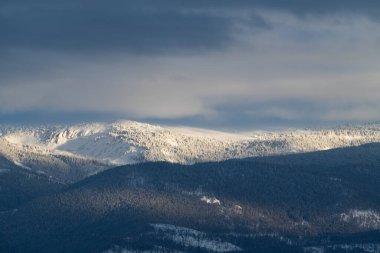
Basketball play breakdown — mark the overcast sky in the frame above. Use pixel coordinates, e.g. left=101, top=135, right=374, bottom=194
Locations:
left=1, top=1, right=380, bottom=129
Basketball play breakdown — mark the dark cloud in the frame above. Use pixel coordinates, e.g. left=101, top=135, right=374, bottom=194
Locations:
left=164, top=0, right=380, bottom=15
left=0, top=1, right=258, bottom=55
left=2, top=0, right=378, bottom=55
left=191, top=99, right=380, bottom=130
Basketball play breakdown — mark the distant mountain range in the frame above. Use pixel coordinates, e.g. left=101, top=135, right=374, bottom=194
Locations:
left=1, top=120, right=380, bottom=182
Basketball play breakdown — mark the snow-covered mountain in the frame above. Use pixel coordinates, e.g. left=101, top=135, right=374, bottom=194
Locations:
left=1, top=120, right=380, bottom=182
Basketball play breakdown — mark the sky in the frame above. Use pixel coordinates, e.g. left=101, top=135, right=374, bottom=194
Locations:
left=1, top=0, right=380, bottom=130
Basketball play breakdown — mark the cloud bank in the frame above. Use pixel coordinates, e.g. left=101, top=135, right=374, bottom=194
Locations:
left=1, top=1, right=380, bottom=129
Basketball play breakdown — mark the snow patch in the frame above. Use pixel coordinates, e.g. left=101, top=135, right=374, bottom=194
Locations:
left=13, top=160, right=32, bottom=171
left=304, top=247, right=324, bottom=253
left=4, top=133, right=40, bottom=147
left=340, top=209, right=380, bottom=229
left=151, top=224, right=241, bottom=252
left=201, top=196, right=221, bottom=205
left=305, top=243, right=380, bottom=253
left=329, top=243, right=380, bottom=253
left=103, top=245, right=185, bottom=253
left=232, top=205, right=243, bottom=215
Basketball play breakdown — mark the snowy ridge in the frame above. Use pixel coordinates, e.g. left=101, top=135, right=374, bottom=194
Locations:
left=1, top=120, right=380, bottom=181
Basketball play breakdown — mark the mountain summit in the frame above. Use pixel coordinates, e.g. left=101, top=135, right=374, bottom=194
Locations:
left=1, top=120, right=380, bottom=182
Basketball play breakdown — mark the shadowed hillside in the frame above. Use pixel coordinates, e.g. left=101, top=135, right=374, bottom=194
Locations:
left=1, top=144, right=380, bottom=252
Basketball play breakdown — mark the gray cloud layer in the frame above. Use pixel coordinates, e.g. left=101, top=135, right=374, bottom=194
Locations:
left=1, top=1, right=379, bottom=53
left=0, top=1, right=255, bottom=54
left=1, top=1, right=380, bottom=129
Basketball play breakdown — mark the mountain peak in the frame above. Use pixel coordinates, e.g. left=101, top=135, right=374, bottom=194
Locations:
left=1, top=120, right=380, bottom=182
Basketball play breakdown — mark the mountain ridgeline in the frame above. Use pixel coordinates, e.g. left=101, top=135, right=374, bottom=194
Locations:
left=1, top=120, right=380, bottom=183
left=1, top=143, right=380, bottom=252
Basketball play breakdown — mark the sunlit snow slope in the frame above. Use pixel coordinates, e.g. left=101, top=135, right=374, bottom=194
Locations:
left=1, top=120, right=380, bottom=181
